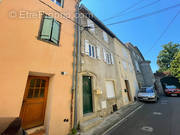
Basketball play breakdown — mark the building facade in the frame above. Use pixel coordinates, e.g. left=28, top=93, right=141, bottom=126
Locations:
left=126, top=42, right=155, bottom=88
left=0, top=0, right=78, bottom=134
left=77, top=5, right=139, bottom=132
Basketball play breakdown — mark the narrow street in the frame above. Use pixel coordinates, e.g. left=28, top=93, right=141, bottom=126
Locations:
left=104, top=96, right=180, bottom=135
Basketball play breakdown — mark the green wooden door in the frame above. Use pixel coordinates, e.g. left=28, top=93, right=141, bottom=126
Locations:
left=83, top=76, right=93, bottom=114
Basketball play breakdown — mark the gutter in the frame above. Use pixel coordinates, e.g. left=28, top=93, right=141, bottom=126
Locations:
left=73, top=0, right=81, bottom=129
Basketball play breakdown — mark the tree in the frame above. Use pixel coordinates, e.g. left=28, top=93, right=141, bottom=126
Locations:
left=170, top=51, right=180, bottom=82
left=157, top=42, right=180, bottom=72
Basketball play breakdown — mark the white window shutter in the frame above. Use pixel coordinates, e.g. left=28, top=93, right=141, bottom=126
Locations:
left=103, top=48, right=107, bottom=62
left=110, top=53, right=114, bottom=64
left=87, top=19, right=95, bottom=33
left=93, top=45, right=96, bottom=58
left=96, top=46, right=101, bottom=60
left=103, top=31, right=108, bottom=42
left=105, top=81, right=115, bottom=98
left=84, top=40, right=89, bottom=55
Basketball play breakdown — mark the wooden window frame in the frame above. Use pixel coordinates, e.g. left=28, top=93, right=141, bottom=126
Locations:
left=51, top=0, right=64, bottom=8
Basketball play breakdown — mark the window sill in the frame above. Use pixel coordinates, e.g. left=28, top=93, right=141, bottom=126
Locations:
left=106, top=97, right=116, bottom=100
left=37, top=37, right=60, bottom=47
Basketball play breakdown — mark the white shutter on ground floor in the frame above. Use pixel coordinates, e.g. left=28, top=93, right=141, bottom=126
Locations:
left=105, top=81, right=115, bottom=98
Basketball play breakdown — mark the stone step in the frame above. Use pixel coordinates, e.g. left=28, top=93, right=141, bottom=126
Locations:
left=26, top=126, right=45, bottom=135
left=80, top=117, right=103, bottom=132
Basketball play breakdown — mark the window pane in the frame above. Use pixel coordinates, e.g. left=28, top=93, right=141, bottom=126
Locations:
left=36, top=79, right=41, bottom=87
left=92, top=46, right=94, bottom=57
left=41, top=80, right=46, bottom=87
left=30, top=79, right=35, bottom=87
left=51, top=20, right=60, bottom=45
left=41, top=16, right=53, bottom=40
left=40, top=88, right=45, bottom=97
left=89, top=45, right=91, bottom=56
left=56, top=0, right=62, bottom=6
left=34, top=89, right=39, bottom=98
left=27, top=88, right=33, bottom=98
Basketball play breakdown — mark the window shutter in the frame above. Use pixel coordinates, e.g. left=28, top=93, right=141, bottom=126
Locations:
left=87, top=19, right=95, bottom=33
left=84, top=40, right=89, bottom=55
left=105, top=81, right=115, bottom=98
left=96, top=46, right=101, bottom=60
left=41, top=16, right=53, bottom=40
left=51, top=20, right=60, bottom=45
left=110, top=53, right=114, bottom=64
left=103, top=48, right=107, bottom=62
left=103, top=31, right=108, bottom=42
left=92, top=46, right=96, bottom=58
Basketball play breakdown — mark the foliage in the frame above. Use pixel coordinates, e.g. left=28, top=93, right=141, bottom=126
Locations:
left=68, top=128, right=78, bottom=135
left=157, top=42, right=180, bottom=72
left=170, top=51, right=180, bottom=82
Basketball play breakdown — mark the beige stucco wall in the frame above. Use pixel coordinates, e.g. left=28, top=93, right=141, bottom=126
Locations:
left=0, top=0, right=76, bottom=134
left=77, top=15, right=124, bottom=124
left=114, top=39, right=139, bottom=105
left=77, top=14, right=139, bottom=126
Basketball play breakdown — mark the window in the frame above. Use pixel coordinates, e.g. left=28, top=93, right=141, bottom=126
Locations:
left=84, top=40, right=101, bottom=59
left=105, top=81, right=115, bottom=98
left=39, top=14, right=61, bottom=46
left=122, top=61, right=127, bottom=70
left=88, top=45, right=96, bottom=58
left=123, top=48, right=128, bottom=58
left=103, top=49, right=114, bottom=64
left=51, top=0, right=64, bottom=7
left=135, top=60, right=141, bottom=72
left=87, top=19, right=95, bottom=33
left=129, top=63, right=133, bottom=72
left=103, top=31, right=108, bottom=42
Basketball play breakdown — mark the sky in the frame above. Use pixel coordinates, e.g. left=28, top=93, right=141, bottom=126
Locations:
left=80, top=0, right=180, bottom=72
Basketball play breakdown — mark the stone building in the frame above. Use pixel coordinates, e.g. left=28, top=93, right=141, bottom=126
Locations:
left=0, top=0, right=78, bottom=134
left=76, top=5, right=139, bottom=132
left=126, top=42, right=155, bottom=89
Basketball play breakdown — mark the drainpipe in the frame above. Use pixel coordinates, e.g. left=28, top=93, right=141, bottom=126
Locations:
left=73, top=0, right=81, bottom=129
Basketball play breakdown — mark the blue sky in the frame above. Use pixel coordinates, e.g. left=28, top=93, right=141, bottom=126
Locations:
left=81, top=0, right=180, bottom=72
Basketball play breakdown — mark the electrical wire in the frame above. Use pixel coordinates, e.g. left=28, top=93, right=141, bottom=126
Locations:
left=103, top=0, right=146, bottom=21
left=145, top=9, right=180, bottom=56
left=106, top=3, right=180, bottom=26
left=38, top=0, right=83, bottom=27
left=115, top=0, right=160, bottom=18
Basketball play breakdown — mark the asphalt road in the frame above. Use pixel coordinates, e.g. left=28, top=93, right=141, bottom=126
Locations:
left=105, top=96, right=180, bottom=135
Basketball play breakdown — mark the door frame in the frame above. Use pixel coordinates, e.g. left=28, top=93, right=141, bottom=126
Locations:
left=82, top=75, right=93, bottom=115
left=125, top=80, right=132, bottom=102
left=20, top=76, right=49, bottom=129
left=79, top=72, right=97, bottom=118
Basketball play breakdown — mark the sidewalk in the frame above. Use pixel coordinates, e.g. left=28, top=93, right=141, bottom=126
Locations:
left=79, top=101, right=143, bottom=135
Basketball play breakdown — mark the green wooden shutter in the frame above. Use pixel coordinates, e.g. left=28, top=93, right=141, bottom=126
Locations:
left=41, top=16, right=53, bottom=40
left=51, top=20, right=60, bottom=45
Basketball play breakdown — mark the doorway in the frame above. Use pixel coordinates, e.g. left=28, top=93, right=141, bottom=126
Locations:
left=83, top=76, right=93, bottom=114
left=125, top=80, right=132, bottom=102
left=20, top=76, right=49, bottom=129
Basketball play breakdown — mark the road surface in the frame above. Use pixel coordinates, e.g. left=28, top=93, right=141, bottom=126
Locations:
left=105, top=96, right=180, bottom=135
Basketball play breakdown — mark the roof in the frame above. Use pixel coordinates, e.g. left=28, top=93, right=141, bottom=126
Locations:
left=126, top=42, right=145, bottom=61
left=79, top=4, right=126, bottom=46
